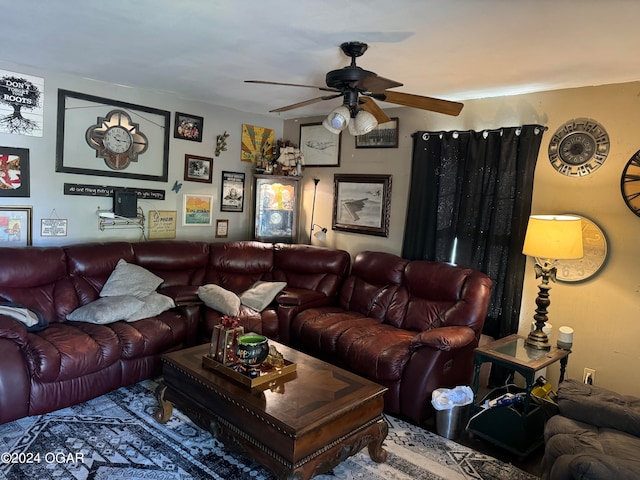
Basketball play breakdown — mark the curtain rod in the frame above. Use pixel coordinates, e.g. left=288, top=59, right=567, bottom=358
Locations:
left=411, top=124, right=548, bottom=138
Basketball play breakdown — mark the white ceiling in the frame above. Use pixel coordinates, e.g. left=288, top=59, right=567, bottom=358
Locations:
left=2, top=0, right=640, bottom=119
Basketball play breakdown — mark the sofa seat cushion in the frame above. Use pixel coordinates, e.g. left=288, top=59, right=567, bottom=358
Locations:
left=291, top=307, right=414, bottom=382
left=334, top=322, right=415, bottom=382
left=291, top=306, right=372, bottom=353
left=107, top=310, right=187, bottom=359
left=26, top=323, right=121, bottom=382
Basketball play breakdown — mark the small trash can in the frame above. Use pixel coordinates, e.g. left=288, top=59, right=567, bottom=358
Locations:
left=431, top=386, right=474, bottom=440
left=435, top=403, right=471, bottom=439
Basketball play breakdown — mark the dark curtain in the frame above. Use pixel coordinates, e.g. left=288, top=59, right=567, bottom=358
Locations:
left=402, top=125, right=544, bottom=340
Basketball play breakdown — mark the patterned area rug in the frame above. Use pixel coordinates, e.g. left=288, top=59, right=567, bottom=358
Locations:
left=0, top=379, right=537, bottom=480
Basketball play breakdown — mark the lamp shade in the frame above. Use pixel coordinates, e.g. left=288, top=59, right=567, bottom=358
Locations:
left=522, top=215, right=584, bottom=259
left=348, top=110, right=378, bottom=136
left=323, top=106, right=350, bottom=134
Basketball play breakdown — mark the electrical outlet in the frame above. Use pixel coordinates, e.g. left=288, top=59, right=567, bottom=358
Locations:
left=583, top=368, right=596, bottom=384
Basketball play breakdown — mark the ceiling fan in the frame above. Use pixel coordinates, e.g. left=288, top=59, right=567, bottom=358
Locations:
left=246, top=41, right=463, bottom=135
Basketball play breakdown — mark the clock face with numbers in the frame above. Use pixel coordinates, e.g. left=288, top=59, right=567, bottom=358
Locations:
left=85, top=109, right=149, bottom=171
left=548, top=118, right=610, bottom=176
left=621, top=149, right=640, bottom=218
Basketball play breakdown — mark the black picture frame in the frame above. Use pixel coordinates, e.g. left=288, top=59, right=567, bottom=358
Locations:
left=220, top=171, right=245, bottom=212
left=55, top=89, right=170, bottom=182
left=0, top=146, right=30, bottom=197
left=183, top=154, right=213, bottom=183
left=355, top=118, right=399, bottom=148
left=0, top=205, right=32, bottom=245
left=174, top=112, right=203, bottom=142
left=299, top=122, right=341, bottom=167
left=332, top=174, right=392, bottom=237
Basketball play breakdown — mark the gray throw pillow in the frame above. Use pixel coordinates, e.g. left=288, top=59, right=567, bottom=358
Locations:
left=100, top=259, right=164, bottom=299
left=66, top=296, right=144, bottom=324
left=239, top=281, right=287, bottom=312
left=197, top=284, right=241, bottom=316
left=125, top=292, right=175, bottom=322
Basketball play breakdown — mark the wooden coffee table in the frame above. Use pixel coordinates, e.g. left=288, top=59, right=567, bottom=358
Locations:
left=154, top=342, right=388, bottom=480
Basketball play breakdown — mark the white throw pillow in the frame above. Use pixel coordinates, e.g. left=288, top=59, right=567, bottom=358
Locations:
left=125, top=292, right=176, bottom=322
left=66, top=296, right=144, bottom=324
left=197, top=284, right=241, bottom=316
left=239, top=281, right=287, bottom=312
left=100, top=259, right=164, bottom=299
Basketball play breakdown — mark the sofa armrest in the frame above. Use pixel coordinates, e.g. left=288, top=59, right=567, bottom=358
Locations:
left=557, top=379, right=640, bottom=437
left=157, top=285, right=202, bottom=306
left=0, top=315, right=28, bottom=346
left=409, top=326, right=476, bottom=352
left=560, top=453, right=640, bottom=480
left=277, top=288, right=326, bottom=307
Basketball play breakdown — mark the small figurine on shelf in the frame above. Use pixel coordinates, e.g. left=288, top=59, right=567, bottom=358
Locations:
left=276, top=146, right=304, bottom=176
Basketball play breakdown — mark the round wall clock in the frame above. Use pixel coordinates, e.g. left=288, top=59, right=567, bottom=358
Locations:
left=537, top=214, right=607, bottom=282
left=548, top=118, right=610, bottom=177
left=621, top=149, right=640, bottom=218
left=85, top=109, right=149, bottom=171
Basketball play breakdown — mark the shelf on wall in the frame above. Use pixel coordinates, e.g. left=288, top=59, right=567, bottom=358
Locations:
left=97, top=207, right=145, bottom=231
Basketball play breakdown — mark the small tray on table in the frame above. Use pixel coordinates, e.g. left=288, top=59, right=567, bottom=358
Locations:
left=202, top=354, right=297, bottom=388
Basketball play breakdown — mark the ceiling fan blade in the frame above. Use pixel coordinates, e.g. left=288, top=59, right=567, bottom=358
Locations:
left=269, top=94, right=343, bottom=113
left=378, top=91, right=463, bottom=116
left=356, top=75, right=403, bottom=93
left=359, top=97, right=391, bottom=124
left=245, top=80, right=339, bottom=93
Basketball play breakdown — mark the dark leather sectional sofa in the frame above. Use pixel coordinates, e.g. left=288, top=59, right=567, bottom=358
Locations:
left=0, top=240, right=491, bottom=425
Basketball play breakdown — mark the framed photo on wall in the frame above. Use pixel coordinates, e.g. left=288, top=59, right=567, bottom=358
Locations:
left=355, top=118, right=399, bottom=148
left=0, top=146, right=30, bottom=197
left=174, top=112, right=203, bottom=142
left=220, top=171, right=245, bottom=212
left=183, top=154, right=213, bottom=183
left=332, top=174, right=392, bottom=237
left=215, top=219, right=229, bottom=238
left=183, top=194, right=213, bottom=226
left=299, top=122, right=341, bottom=167
left=0, top=205, right=32, bottom=245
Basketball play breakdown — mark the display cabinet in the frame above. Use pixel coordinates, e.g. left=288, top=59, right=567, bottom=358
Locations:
left=253, top=175, right=301, bottom=243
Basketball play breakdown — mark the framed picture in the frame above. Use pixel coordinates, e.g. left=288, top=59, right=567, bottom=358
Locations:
left=0, top=205, right=32, bottom=245
left=40, top=218, right=68, bottom=237
left=56, top=89, right=170, bottom=182
left=299, top=122, right=341, bottom=167
left=183, top=194, right=213, bottom=226
left=148, top=210, right=177, bottom=239
left=184, top=154, right=213, bottom=183
left=220, top=171, right=245, bottom=212
left=332, top=174, right=392, bottom=237
left=241, top=124, right=274, bottom=163
left=215, top=219, right=229, bottom=238
left=174, top=112, right=203, bottom=142
left=0, top=146, right=30, bottom=197
left=355, top=118, right=399, bottom=148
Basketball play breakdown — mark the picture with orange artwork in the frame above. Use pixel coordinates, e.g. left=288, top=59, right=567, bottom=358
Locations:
left=183, top=194, right=213, bottom=226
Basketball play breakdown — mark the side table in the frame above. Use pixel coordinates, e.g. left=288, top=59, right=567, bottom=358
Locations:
left=467, top=334, right=570, bottom=458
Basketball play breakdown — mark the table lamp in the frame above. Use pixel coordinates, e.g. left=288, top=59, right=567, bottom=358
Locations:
left=522, top=215, right=583, bottom=350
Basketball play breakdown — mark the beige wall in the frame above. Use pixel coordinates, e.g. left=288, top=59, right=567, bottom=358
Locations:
left=285, top=81, right=640, bottom=396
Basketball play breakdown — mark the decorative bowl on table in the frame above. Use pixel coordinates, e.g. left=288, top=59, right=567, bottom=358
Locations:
left=235, top=333, right=269, bottom=366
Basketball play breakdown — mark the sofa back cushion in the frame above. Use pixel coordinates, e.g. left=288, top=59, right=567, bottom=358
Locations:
left=133, top=240, right=209, bottom=287
left=401, top=260, right=492, bottom=333
left=338, top=251, right=408, bottom=320
left=0, top=246, right=76, bottom=323
left=205, top=241, right=274, bottom=294
left=273, top=243, right=350, bottom=297
left=65, top=242, right=136, bottom=307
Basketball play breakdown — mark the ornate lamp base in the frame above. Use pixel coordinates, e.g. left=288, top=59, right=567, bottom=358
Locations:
left=526, top=265, right=554, bottom=351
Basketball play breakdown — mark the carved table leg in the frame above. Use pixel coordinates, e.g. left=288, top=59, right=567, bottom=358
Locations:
left=153, top=383, right=173, bottom=424
left=368, top=418, right=388, bottom=463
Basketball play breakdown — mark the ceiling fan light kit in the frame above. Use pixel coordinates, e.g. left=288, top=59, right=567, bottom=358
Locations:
left=246, top=41, right=463, bottom=136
